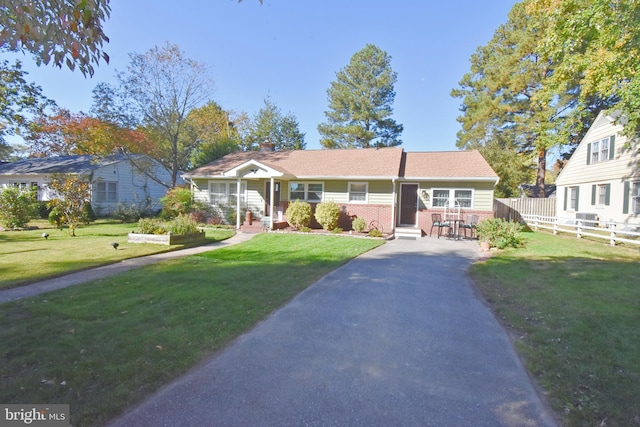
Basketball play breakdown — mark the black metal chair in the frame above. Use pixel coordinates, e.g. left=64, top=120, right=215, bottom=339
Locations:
left=459, top=214, right=479, bottom=239
left=430, top=213, right=450, bottom=238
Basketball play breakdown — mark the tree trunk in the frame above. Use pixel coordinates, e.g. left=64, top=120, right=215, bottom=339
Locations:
left=535, top=147, right=546, bottom=198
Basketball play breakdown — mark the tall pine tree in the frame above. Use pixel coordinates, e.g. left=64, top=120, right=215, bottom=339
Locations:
left=318, top=44, right=403, bottom=149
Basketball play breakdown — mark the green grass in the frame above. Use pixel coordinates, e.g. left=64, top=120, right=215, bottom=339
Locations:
left=0, top=221, right=235, bottom=289
left=0, top=233, right=383, bottom=426
left=471, top=230, right=640, bottom=427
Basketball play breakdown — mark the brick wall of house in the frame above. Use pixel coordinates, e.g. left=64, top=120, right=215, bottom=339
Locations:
left=417, top=209, right=494, bottom=236
left=277, top=201, right=494, bottom=235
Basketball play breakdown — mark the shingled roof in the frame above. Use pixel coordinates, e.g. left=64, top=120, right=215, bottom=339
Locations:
left=185, top=148, right=498, bottom=181
left=0, top=155, right=124, bottom=175
left=403, top=150, right=498, bottom=179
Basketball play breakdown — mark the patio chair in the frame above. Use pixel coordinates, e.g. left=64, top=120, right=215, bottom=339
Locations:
left=430, top=213, right=450, bottom=238
left=459, top=214, right=479, bottom=239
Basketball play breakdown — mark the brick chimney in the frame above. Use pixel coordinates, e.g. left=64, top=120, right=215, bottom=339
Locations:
left=259, top=140, right=275, bottom=152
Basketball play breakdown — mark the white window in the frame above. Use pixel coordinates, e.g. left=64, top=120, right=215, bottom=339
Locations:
left=454, top=190, right=473, bottom=208
left=289, top=182, right=323, bottom=202
left=591, top=140, right=599, bottom=163
left=633, top=182, right=640, bottom=215
left=96, top=181, right=117, bottom=202
left=431, top=188, right=474, bottom=208
left=348, top=182, right=368, bottom=202
left=600, top=138, right=609, bottom=161
left=569, top=187, right=578, bottom=211
left=598, top=184, right=608, bottom=206
left=432, top=189, right=450, bottom=207
left=209, top=181, right=246, bottom=207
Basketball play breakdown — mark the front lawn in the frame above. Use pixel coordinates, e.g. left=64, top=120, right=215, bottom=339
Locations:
left=470, top=231, right=640, bottom=427
left=0, top=221, right=235, bottom=289
left=0, top=234, right=383, bottom=426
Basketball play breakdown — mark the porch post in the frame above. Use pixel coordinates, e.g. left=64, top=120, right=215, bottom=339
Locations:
left=391, top=178, right=397, bottom=232
left=236, top=178, right=242, bottom=229
left=269, top=176, right=275, bottom=229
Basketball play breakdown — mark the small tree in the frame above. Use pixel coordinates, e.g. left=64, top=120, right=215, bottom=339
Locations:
left=285, top=199, right=311, bottom=229
left=315, top=200, right=341, bottom=231
left=48, top=175, right=91, bottom=236
left=0, top=187, right=38, bottom=228
left=160, top=186, right=194, bottom=219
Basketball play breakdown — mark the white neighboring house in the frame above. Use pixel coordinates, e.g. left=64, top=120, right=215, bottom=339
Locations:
left=0, top=154, right=176, bottom=215
left=556, top=111, right=640, bottom=227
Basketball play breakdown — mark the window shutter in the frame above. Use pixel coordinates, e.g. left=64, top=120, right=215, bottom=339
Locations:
left=609, top=135, right=615, bottom=160
left=575, top=187, right=580, bottom=210
left=591, top=185, right=596, bottom=205
left=564, top=187, right=568, bottom=210
left=586, top=143, right=591, bottom=165
left=623, top=181, right=630, bottom=214
left=605, top=183, right=611, bottom=206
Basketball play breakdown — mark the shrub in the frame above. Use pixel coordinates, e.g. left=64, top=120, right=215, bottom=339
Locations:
left=352, top=217, right=367, bottom=233
left=285, top=199, right=312, bottom=229
left=0, top=187, right=38, bottom=228
left=166, top=214, right=200, bottom=235
left=475, top=218, right=524, bottom=249
left=48, top=204, right=65, bottom=229
left=368, top=228, right=383, bottom=238
left=82, top=202, right=96, bottom=224
left=160, top=187, right=194, bottom=219
left=112, top=203, right=141, bottom=223
left=315, top=200, right=341, bottom=230
left=136, top=218, right=167, bottom=235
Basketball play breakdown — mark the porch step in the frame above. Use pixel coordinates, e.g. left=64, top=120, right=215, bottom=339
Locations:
left=394, top=227, right=423, bottom=240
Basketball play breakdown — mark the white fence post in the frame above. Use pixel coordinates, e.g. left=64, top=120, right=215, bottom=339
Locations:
left=577, top=220, right=583, bottom=239
left=553, top=217, right=558, bottom=235
left=609, top=222, right=616, bottom=246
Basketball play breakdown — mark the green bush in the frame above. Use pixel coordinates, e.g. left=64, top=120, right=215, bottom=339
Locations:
left=82, top=202, right=96, bottom=224
left=48, top=205, right=65, bottom=229
left=0, top=187, right=38, bottom=228
left=136, top=218, right=167, bottom=235
left=135, top=215, right=199, bottom=235
left=160, top=187, right=194, bottom=219
left=368, top=228, right=383, bottom=238
left=112, top=203, right=142, bottom=223
left=315, top=200, right=341, bottom=230
left=166, top=214, right=200, bottom=235
left=352, top=217, right=367, bottom=233
left=475, top=218, right=524, bottom=249
left=285, top=199, right=312, bottom=229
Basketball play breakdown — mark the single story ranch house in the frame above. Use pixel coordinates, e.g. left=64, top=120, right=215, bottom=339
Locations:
left=183, top=146, right=499, bottom=237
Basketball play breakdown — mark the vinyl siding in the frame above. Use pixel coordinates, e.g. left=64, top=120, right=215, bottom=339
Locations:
left=556, top=112, right=640, bottom=224
left=419, top=181, right=494, bottom=211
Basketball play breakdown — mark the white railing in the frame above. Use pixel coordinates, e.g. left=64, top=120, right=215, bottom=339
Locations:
left=521, top=214, right=640, bottom=247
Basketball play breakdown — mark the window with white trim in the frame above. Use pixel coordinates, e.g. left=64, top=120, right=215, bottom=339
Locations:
left=289, top=182, right=323, bottom=202
left=209, top=181, right=246, bottom=207
left=569, top=186, right=578, bottom=211
left=96, top=181, right=117, bottom=202
left=591, top=140, right=600, bottom=163
left=598, top=184, right=608, bottom=206
left=633, top=182, right=640, bottom=214
left=431, top=188, right=473, bottom=208
left=348, top=182, right=368, bottom=202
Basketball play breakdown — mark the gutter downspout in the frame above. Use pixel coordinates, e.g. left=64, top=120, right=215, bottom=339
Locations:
left=391, top=177, right=397, bottom=233
left=236, top=178, right=242, bottom=230
left=269, top=176, right=275, bottom=230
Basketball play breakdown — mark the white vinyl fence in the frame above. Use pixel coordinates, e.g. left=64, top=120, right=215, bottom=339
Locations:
left=521, top=214, right=640, bottom=247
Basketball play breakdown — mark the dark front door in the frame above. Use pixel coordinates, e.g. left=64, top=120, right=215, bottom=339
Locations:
left=265, top=181, right=281, bottom=216
left=400, top=184, right=418, bottom=225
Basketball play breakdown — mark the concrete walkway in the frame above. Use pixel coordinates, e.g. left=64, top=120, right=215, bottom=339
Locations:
left=109, top=236, right=558, bottom=427
left=0, top=232, right=256, bottom=304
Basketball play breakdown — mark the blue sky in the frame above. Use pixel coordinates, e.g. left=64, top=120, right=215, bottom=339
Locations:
left=8, top=0, right=518, bottom=152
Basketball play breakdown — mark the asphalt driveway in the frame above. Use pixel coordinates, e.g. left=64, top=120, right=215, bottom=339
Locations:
left=109, top=236, right=557, bottom=427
